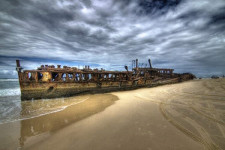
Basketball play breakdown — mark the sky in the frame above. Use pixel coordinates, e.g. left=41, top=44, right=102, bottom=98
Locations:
left=0, top=0, right=225, bottom=78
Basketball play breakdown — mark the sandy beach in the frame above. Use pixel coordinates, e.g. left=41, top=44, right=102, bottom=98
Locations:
left=0, top=78, right=225, bottom=150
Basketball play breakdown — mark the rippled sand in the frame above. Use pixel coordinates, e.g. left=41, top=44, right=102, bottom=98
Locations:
left=0, top=79, right=225, bottom=150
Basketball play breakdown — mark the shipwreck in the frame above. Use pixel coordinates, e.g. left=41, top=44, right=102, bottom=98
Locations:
left=16, top=59, right=195, bottom=100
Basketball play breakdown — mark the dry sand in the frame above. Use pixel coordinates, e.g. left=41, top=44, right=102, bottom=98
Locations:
left=0, top=78, right=225, bottom=150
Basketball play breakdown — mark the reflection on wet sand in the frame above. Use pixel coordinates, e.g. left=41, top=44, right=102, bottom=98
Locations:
left=18, top=94, right=118, bottom=148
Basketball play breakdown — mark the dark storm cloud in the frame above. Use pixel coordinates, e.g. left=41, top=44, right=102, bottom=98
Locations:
left=138, top=0, right=182, bottom=15
left=0, top=0, right=225, bottom=78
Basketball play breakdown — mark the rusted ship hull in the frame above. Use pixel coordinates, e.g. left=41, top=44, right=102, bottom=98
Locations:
left=16, top=59, right=195, bottom=100
left=20, top=77, right=192, bottom=100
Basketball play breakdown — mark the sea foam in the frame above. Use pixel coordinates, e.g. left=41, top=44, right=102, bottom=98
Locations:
left=0, top=88, right=21, bottom=97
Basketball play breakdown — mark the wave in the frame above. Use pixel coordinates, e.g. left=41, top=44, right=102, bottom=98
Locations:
left=0, top=88, right=21, bottom=97
left=0, top=97, right=89, bottom=125
left=0, top=79, right=18, bottom=82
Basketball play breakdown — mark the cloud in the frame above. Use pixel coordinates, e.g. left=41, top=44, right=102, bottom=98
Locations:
left=0, top=0, right=225, bottom=78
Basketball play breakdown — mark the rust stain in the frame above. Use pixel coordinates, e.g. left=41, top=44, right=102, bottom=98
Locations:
left=16, top=59, right=195, bottom=100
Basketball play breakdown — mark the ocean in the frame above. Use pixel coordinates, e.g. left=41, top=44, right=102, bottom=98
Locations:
left=0, top=79, right=88, bottom=124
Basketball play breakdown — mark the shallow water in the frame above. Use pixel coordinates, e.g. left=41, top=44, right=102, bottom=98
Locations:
left=0, top=79, right=87, bottom=124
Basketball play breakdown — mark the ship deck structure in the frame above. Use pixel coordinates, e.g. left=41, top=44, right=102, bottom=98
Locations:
left=16, top=59, right=195, bottom=100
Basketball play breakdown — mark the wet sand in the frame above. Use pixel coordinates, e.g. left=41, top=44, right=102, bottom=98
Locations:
left=1, top=79, right=225, bottom=150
